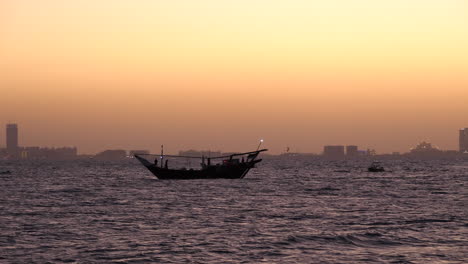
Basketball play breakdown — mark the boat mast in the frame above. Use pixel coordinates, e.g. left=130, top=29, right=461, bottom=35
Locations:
left=256, top=139, right=264, bottom=151
left=160, top=145, right=164, bottom=168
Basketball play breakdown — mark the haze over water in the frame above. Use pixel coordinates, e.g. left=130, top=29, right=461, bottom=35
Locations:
left=1, top=0, right=468, bottom=154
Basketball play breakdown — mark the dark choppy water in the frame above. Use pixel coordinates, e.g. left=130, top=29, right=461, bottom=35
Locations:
left=0, top=158, right=467, bottom=263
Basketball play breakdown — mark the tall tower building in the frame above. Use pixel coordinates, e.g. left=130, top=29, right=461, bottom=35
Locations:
left=6, top=123, right=18, bottom=154
left=460, top=128, right=468, bottom=153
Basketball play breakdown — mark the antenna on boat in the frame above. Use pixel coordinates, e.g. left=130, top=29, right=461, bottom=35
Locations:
left=256, top=139, right=264, bottom=151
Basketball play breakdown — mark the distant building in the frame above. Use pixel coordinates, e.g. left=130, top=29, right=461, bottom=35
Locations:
left=323, top=145, right=345, bottom=159
left=346, top=145, right=359, bottom=157
left=2, top=123, right=80, bottom=160
left=94, top=150, right=127, bottom=160
left=358, top=150, right=368, bottom=156
left=409, top=141, right=442, bottom=157
left=460, top=128, right=468, bottom=153
left=21, top=147, right=78, bottom=160
left=6, top=124, right=18, bottom=155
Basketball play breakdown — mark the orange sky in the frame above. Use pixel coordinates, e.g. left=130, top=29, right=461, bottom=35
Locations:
left=1, top=0, right=467, bottom=154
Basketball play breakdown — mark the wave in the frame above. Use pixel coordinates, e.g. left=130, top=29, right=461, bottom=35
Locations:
left=283, top=232, right=404, bottom=247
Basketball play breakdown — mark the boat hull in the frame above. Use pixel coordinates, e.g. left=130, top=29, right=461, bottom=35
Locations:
left=148, top=163, right=257, bottom=180
left=135, top=154, right=261, bottom=180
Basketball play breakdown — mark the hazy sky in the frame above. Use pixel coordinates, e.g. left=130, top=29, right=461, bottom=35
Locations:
left=1, top=0, right=467, bottom=154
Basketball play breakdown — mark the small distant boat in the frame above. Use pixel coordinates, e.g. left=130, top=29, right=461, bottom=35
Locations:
left=135, top=149, right=267, bottom=180
left=368, top=162, right=385, bottom=172
left=0, top=170, right=11, bottom=175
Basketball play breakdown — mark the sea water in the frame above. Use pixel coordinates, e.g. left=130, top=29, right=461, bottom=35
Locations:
left=0, top=158, right=467, bottom=263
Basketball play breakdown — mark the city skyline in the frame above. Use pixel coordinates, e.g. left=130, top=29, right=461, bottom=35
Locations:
left=1, top=122, right=466, bottom=155
left=1, top=1, right=467, bottom=154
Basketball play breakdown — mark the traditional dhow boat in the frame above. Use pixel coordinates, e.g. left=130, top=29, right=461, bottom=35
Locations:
left=135, top=149, right=267, bottom=180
